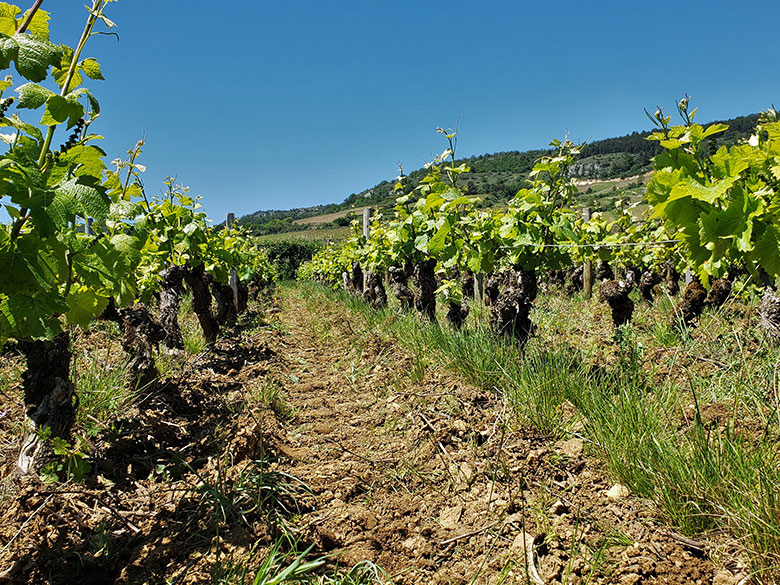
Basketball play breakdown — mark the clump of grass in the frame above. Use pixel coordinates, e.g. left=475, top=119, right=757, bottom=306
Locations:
left=235, top=458, right=313, bottom=537
left=649, top=321, right=681, bottom=347
left=185, top=452, right=313, bottom=533
left=215, top=539, right=324, bottom=585
left=216, top=539, right=391, bottom=585
left=175, top=292, right=209, bottom=354
left=317, top=561, right=392, bottom=584
left=252, top=377, right=296, bottom=421
left=73, top=346, right=135, bottom=437
left=182, top=321, right=208, bottom=355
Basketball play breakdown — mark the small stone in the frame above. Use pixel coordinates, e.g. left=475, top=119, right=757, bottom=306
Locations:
left=363, top=513, right=377, bottom=530
left=606, top=484, right=631, bottom=499
left=558, top=438, right=584, bottom=458
left=549, top=499, right=568, bottom=515
left=449, top=462, right=473, bottom=484
left=558, top=438, right=585, bottom=459
left=452, top=419, right=468, bottom=433
left=620, top=574, right=641, bottom=585
left=511, top=530, right=535, bottom=552
left=402, top=534, right=428, bottom=553
left=712, top=569, right=736, bottom=585
left=439, top=505, right=463, bottom=530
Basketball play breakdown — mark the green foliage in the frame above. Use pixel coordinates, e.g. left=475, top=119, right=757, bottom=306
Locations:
left=105, top=143, right=276, bottom=305
left=297, top=236, right=359, bottom=289
left=216, top=540, right=325, bottom=585
left=39, top=430, right=91, bottom=484
left=498, top=138, right=581, bottom=270
left=263, top=240, right=322, bottom=280
left=646, top=98, right=780, bottom=284
left=299, top=133, right=590, bottom=294
left=0, top=0, right=137, bottom=348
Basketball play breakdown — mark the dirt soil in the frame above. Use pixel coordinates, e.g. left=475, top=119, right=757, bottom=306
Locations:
left=0, top=288, right=748, bottom=584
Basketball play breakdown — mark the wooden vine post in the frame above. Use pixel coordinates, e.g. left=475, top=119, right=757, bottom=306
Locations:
left=363, top=207, right=372, bottom=239
left=226, top=212, right=240, bottom=310
left=582, top=207, right=593, bottom=299
left=363, top=207, right=372, bottom=293
left=475, top=273, right=485, bottom=306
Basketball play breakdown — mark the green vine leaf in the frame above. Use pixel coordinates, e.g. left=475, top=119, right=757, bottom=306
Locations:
left=0, top=4, right=20, bottom=37
left=755, top=225, right=780, bottom=277
left=0, top=34, right=18, bottom=69
left=55, top=178, right=109, bottom=221
left=79, top=58, right=102, bottom=80
left=70, top=87, right=100, bottom=115
left=22, top=8, right=51, bottom=40
left=65, top=287, right=108, bottom=327
left=60, top=145, right=106, bottom=178
left=41, top=93, right=83, bottom=127
left=15, top=81, right=52, bottom=108
left=13, top=34, right=61, bottom=82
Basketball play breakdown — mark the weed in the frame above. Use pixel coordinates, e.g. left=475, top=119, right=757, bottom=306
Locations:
left=73, top=346, right=136, bottom=437
left=317, top=561, right=391, bottom=584
left=650, top=321, right=680, bottom=347
left=215, top=539, right=324, bottom=585
left=216, top=540, right=391, bottom=585
left=183, top=323, right=208, bottom=355
left=254, top=377, right=296, bottom=421
left=40, top=431, right=91, bottom=484
left=408, top=353, right=428, bottom=384
left=235, top=458, right=314, bottom=536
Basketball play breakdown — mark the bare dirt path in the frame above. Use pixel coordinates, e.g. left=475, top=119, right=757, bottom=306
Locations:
left=265, top=286, right=735, bottom=584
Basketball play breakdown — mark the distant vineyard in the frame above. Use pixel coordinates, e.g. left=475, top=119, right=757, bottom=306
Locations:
left=300, top=106, right=780, bottom=342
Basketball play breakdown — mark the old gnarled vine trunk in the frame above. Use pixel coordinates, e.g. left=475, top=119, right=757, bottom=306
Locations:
left=235, top=281, right=249, bottom=314
left=388, top=266, right=414, bottom=311
left=212, top=281, right=239, bottom=326
left=446, top=302, right=470, bottom=330
left=759, top=288, right=780, bottom=343
left=412, top=259, right=437, bottom=321
left=676, top=279, right=707, bottom=328
left=461, top=270, right=475, bottom=300
left=596, top=261, right=614, bottom=281
left=706, top=278, right=732, bottom=308
left=490, top=266, right=537, bottom=343
left=350, top=261, right=364, bottom=295
left=546, top=269, right=566, bottom=289
left=599, top=280, right=634, bottom=326
left=17, top=333, right=76, bottom=473
left=639, top=271, right=661, bottom=304
left=484, top=272, right=502, bottom=305
left=159, top=265, right=185, bottom=350
left=119, top=306, right=166, bottom=390
left=624, top=265, right=641, bottom=289
left=184, top=263, right=219, bottom=345
left=564, top=266, right=583, bottom=296
left=662, top=261, right=680, bottom=296
left=362, top=271, right=388, bottom=310
left=103, top=301, right=166, bottom=391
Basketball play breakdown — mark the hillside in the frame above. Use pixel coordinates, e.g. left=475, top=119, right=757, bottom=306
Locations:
left=239, top=113, right=760, bottom=236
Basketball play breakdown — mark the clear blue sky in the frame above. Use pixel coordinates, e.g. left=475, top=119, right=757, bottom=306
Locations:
left=44, top=0, right=780, bottom=222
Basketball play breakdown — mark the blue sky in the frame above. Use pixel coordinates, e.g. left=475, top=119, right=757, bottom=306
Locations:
left=43, top=0, right=780, bottom=222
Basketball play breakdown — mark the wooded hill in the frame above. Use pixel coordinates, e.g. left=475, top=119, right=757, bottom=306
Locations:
left=239, top=113, right=760, bottom=235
